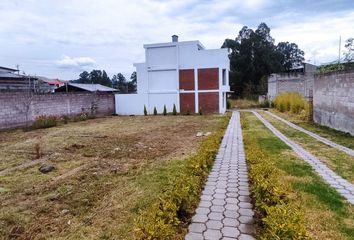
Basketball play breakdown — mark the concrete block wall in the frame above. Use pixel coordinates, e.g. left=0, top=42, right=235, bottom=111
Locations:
left=0, top=92, right=115, bottom=129
left=268, top=73, right=314, bottom=100
left=313, top=70, right=354, bottom=136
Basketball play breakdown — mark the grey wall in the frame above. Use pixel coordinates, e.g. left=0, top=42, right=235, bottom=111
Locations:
left=313, top=70, right=354, bottom=136
left=267, top=72, right=314, bottom=101
left=0, top=92, right=115, bottom=129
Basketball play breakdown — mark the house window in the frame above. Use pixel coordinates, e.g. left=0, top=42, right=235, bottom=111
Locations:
left=222, top=69, right=226, bottom=86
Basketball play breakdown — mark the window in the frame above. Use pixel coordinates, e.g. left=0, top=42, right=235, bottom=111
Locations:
left=222, top=69, right=226, bottom=86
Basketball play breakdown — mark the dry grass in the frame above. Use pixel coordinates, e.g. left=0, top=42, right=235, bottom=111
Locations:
left=0, top=115, right=225, bottom=239
left=228, top=99, right=260, bottom=109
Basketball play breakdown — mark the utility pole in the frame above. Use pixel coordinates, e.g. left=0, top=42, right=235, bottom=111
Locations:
left=338, top=36, right=341, bottom=63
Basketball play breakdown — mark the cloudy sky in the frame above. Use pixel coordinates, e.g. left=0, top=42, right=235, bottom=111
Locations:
left=0, top=0, right=353, bottom=80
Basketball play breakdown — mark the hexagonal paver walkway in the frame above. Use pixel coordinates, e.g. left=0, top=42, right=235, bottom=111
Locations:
left=253, top=111, right=354, bottom=205
left=185, top=112, right=256, bottom=240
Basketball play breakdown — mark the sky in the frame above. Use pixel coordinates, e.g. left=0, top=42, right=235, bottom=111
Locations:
left=0, top=0, right=353, bottom=80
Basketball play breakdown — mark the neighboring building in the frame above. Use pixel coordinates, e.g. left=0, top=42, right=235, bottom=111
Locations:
left=267, top=63, right=317, bottom=100
left=116, top=35, right=230, bottom=115
left=56, top=83, right=117, bottom=92
left=0, top=66, right=37, bottom=91
left=37, top=76, right=66, bottom=92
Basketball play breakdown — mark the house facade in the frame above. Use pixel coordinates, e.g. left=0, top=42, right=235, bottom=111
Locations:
left=116, top=35, right=230, bottom=115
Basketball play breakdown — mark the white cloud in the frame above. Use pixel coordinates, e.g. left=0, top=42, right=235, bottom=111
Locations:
left=0, top=0, right=353, bottom=79
left=56, top=55, right=96, bottom=69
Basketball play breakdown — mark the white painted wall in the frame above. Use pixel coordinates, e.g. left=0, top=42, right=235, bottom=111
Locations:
left=148, top=70, right=177, bottom=92
left=146, top=46, right=177, bottom=70
left=148, top=93, right=178, bottom=113
left=115, top=94, right=148, bottom=115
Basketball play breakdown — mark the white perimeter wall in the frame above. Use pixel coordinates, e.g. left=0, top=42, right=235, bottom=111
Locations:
left=115, top=94, right=148, bottom=115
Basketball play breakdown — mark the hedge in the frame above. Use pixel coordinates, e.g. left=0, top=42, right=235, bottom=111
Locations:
left=133, top=114, right=231, bottom=239
left=241, top=117, right=311, bottom=240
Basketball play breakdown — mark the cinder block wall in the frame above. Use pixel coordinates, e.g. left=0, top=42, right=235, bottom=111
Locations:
left=313, top=70, right=354, bottom=136
left=0, top=92, right=115, bottom=129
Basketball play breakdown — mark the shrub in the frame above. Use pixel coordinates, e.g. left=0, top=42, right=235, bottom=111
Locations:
left=153, top=107, right=157, bottom=115
left=62, top=115, right=69, bottom=124
left=144, top=105, right=147, bottom=116
left=163, top=105, right=167, bottom=116
left=274, top=92, right=310, bottom=119
left=33, top=115, right=58, bottom=129
left=198, top=106, right=202, bottom=115
left=242, top=117, right=310, bottom=240
left=226, top=99, right=231, bottom=109
left=172, top=104, right=177, bottom=115
left=133, top=114, right=231, bottom=239
left=259, top=99, right=271, bottom=108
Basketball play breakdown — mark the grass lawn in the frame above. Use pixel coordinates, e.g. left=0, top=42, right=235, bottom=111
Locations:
left=269, top=109, right=354, bottom=150
left=0, top=115, right=226, bottom=240
left=241, top=112, right=354, bottom=240
left=260, top=110, right=354, bottom=184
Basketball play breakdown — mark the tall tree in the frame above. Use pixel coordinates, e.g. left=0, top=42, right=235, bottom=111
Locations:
left=74, top=70, right=112, bottom=87
left=222, top=23, right=304, bottom=97
left=276, top=42, right=304, bottom=71
left=112, top=73, right=127, bottom=93
left=128, top=71, right=137, bottom=93
left=77, top=71, right=90, bottom=83
left=344, top=37, right=354, bottom=62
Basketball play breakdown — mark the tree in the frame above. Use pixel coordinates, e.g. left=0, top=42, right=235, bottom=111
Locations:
left=78, top=71, right=90, bottom=83
left=222, top=23, right=304, bottom=97
left=276, top=42, right=304, bottom=71
left=74, top=70, right=113, bottom=87
left=344, top=38, right=354, bottom=62
left=112, top=73, right=127, bottom=93
left=128, top=71, right=137, bottom=93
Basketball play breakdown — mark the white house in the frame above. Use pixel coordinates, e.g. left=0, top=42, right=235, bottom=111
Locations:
left=115, top=35, right=230, bottom=115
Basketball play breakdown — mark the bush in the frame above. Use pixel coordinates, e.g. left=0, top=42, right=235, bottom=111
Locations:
left=226, top=99, right=231, bottom=109
left=32, top=115, right=58, bottom=129
left=242, top=118, right=310, bottom=240
left=144, top=105, right=148, bottom=116
left=198, top=106, right=202, bottom=115
left=153, top=107, right=157, bottom=115
left=62, top=115, right=69, bottom=124
left=133, top=114, right=231, bottom=239
left=274, top=92, right=309, bottom=118
left=259, top=99, right=271, bottom=108
left=163, top=105, right=167, bottom=116
left=172, top=104, right=177, bottom=115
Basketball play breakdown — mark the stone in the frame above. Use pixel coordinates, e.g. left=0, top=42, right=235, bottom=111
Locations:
left=188, top=223, right=206, bottom=233
left=39, top=164, right=55, bottom=173
left=196, top=132, right=204, bottom=137
left=222, top=226, right=240, bottom=238
left=204, top=229, right=222, bottom=239
left=206, top=220, right=223, bottom=230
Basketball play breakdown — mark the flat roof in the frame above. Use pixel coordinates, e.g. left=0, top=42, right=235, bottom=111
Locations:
left=0, top=66, right=18, bottom=72
left=143, top=40, right=206, bottom=50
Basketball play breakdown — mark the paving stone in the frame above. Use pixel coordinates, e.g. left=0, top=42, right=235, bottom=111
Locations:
left=223, top=217, right=240, bottom=227
left=221, top=227, right=240, bottom=238
left=188, top=223, right=206, bottom=233
left=196, top=207, right=210, bottom=215
left=208, top=212, right=224, bottom=221
left=192, top=214, right=208, bottom=223
left=185, top=232, right=204, bottom=240
left=239, top=234, right=256, bottom=240
left=204, top=229, right=222, bottom=240
left=206, top=220, right=223, bottom=230
left=211, top=205, right=225, bottom=213
left=212, top=199, right=226, bottom=206
left=239, top=224, right=255, bottom=234
left=199, top=201, right=212, bottom=208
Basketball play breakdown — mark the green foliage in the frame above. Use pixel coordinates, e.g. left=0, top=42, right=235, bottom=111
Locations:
left=133, top=115, right=231, bottom=239
left=62, top=115, right=69, bottom=124
left=226, top=99, right=231, bottom=109
left=172, top=104, right=177, bottom=115
left=222, top=23, right=304, bottom=98
left=153, top=107, right=157, bottom=115
left=259, top=99, right=272, bottom=108
left=241, top=122, right=311, bottom=240
left=274, top=92, right=309, bottom=119
left=32, top=115, right=58, bottom=129
left=163, top=105, right=167, bottom=116
left=144, top=105, right=147, bottom=116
